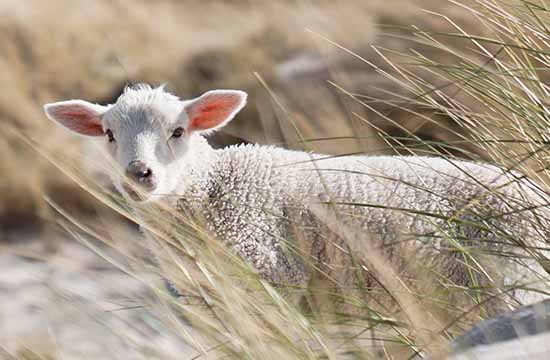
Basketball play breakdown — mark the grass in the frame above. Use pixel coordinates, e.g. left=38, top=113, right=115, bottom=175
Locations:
left=4, top=0, right=550, bottom=359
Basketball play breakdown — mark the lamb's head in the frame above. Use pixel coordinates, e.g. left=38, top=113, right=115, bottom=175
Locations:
left=43, top=84, right=247, bottom=201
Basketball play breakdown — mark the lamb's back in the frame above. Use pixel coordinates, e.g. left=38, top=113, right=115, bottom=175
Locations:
left=198, top=146, right=546, bottom=312
left=214, top=146, right=535, bottom=236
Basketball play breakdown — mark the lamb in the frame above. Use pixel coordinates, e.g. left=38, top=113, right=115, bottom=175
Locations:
left=43, top=84, right=549, bottom=319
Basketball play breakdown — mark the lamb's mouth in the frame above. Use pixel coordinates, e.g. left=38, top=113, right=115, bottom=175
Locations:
left=122, top=183, right=152, bottom=202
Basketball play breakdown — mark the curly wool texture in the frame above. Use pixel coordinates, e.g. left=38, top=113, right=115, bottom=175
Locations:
left=170, top=136, right=548, bottom=309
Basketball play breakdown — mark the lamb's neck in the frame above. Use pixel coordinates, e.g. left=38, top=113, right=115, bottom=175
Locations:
left=170, top=135, right=218, bottom=202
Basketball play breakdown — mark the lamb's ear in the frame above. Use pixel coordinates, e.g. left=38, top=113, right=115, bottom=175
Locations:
left=183, top=90, right=247, bottom=134
left=43, top=100, right=108, bottom=136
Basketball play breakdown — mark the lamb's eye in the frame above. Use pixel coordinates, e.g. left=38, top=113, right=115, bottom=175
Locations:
left=171, top=127, right=185, bottom=138
left=106, top=129, right=115, bottom=143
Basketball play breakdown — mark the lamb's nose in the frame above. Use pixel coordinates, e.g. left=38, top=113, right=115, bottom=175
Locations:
left=126, top=160, right=153, bottom=181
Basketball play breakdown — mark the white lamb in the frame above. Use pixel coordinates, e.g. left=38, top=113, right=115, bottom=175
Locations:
left=43, top=84, right=549, bottom=318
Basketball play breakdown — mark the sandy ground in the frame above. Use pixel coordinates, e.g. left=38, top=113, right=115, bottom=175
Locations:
left=4, top=232, right=550, bottom=359
left=0, top=231, right=199, bottom=359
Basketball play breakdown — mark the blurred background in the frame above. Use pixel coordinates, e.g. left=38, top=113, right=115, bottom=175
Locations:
left=0, top=0, right=493, bottom=234
left=0, top=0, right=518, bottom=358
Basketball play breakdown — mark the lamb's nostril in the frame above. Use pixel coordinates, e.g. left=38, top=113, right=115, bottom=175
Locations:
left=135, top=168, right=151, bottom=178
left=126, top=160, right=153, bottom=180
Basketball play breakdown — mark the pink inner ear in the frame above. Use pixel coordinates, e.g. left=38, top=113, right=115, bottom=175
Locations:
left=187, top=93, right=242, bottom=132
left=49, top=105, right=104, bottom=136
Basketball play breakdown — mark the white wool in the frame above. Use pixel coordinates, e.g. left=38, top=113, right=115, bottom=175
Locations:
left=116, top=84, right=180, bottom=109
left=173, top=141, right=549, bottom=308
left=107, top=84, right=184, bottom=130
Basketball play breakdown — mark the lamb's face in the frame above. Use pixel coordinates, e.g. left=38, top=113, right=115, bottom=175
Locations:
left=101, top=97, right=190, bottom=201
left=43, top=84, right=247, bottom=202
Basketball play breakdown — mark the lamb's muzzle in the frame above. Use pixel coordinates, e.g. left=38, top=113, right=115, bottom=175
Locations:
left=126, top=160, right=155, bottom=188
left=123, top=160, right=157, bottom=201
